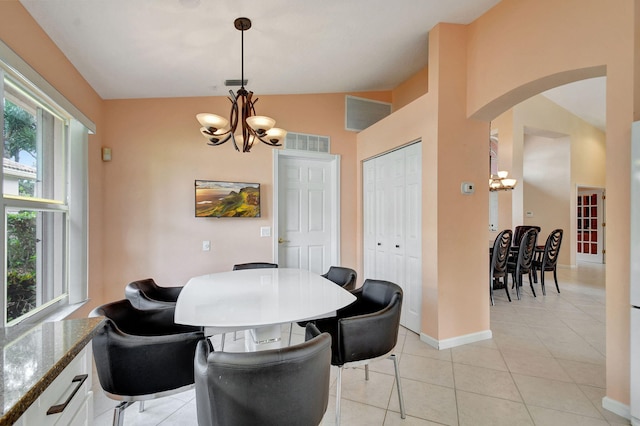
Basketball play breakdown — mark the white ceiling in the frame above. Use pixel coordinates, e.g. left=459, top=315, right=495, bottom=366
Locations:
left=17, top=0, right=606, bottom=130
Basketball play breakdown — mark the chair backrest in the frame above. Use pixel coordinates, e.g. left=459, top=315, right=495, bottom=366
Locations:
left=542, top=228, right=563, bottom=268
left=194, top=324, right=331, bottom=426
left=322, top=266, right=357, bottom=291
left=516, top=228, right=538, bottom=272
left=90, top=299, right=199, bottom=336
left=512, top=225, right=541, bottom=248
left=125, top=278, right=182, bottom=310
left=232, top=262, right=278, bottom=270
left=335, top=279, right=403, bottom=365
left=491, top=229, right=512, bottom=276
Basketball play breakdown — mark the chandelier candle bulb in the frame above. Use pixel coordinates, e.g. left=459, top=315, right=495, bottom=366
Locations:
left=246, top=116, right=276, bottom=133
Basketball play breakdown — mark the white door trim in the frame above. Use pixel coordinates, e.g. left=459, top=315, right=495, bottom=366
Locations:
left=273, top=150, right=341, bottom=267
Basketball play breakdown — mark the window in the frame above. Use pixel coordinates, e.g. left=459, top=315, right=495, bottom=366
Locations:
left=1, top=60, right=89, bottom=326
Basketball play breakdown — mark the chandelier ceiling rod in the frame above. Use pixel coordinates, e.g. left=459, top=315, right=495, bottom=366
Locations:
left=196, top=17, right=286, bottom=153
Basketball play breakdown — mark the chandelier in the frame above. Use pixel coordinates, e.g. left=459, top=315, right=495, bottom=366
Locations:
left=489, top=171, right=517, bottom=191
left=196, top=17, right=286, bottom=152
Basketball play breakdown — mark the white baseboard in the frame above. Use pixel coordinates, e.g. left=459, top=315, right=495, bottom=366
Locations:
left=420, top=329, right=492, bottom=350
left=602, top=396, right=631, bottom=421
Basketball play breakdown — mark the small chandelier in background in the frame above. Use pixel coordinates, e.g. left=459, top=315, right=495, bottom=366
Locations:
left=489, top=171, right=517, bottom=191
left=196, top=17, right=286, bottom=152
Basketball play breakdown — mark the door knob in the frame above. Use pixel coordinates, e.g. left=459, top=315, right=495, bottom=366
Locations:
left=278, top=237, right=290, bottom=244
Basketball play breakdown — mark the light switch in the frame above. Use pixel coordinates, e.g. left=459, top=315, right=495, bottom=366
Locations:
left=102, top=146, right=112, bottom=162
left=260, top=227, right=271, bottom=237
left=202, top=240, right=211, bottom=251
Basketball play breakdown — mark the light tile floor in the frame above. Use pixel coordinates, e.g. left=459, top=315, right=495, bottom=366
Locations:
left=93, top=262, right=631, bottom=425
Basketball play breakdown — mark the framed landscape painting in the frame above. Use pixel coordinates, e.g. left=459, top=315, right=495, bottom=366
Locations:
left=195, top=180, right=261, bottom=218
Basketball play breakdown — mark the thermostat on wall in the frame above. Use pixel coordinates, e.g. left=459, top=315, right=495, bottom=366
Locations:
left=461, top=182, right=475, bottom=195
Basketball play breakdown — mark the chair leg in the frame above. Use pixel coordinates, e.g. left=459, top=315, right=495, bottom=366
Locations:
left=220, top=333, right=226, bottom=351
left=138, top=401, right=144, bottom=412
left=490, top=278, right=494, bottom=306
left=502, top=277, right=511, bottom=302
left=390, top=354, right=406, bottom=419
left=540, top=270, right=547, bottom=296
left=553, top=269, right=560, bottom=293
left=288, top=323, right=293, bottom=346
left=336, top=367, right=343, bottom=426
left=112, top=401, right=133, bottom=426
left=514, top=273, right=521, bottom=300
left=365, top=364, right=369, bottom=380
left=529, top=272, right=536, bottom=297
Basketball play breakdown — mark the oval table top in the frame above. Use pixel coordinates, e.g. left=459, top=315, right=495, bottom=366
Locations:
left=175, top=268, right=356, bottom=331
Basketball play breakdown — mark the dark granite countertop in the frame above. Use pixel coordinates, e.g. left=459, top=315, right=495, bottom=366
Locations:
left=0, top=317, right=104, bottom=425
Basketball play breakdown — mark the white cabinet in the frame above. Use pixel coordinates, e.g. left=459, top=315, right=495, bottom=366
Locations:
left=363, top=142, right=422, bottom=333
left=15, top=345, right=93, bottom=426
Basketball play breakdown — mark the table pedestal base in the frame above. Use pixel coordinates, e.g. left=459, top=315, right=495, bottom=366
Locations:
left=245, top=325, right=283, bottom=351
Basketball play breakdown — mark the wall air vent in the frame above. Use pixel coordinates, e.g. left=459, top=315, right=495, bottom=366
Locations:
left=224, top=79, right=248, bottom=86
left=285, top=132, right=330, bottom=154
left=345, top=95, right=392, bottom=132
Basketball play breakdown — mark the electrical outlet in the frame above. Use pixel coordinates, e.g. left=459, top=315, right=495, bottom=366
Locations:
left=260, top=227, right=271, bottom=237
left=202, top=240, right=211, bottom=251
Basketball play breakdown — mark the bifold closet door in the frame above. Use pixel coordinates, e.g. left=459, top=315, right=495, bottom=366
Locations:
left=363, top=142, right=421, bottom=333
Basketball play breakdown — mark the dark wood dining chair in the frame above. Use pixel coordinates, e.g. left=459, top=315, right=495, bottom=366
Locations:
left=511, top=225, right=541, bottom=251
left=532, top=229, right=563, bottom=295
left=490, top=230, right=512, bottom=305
left=507, top=228, right=538, bottom=299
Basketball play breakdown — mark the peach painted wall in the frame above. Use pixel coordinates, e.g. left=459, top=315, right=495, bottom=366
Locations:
left=357, top=23, right=490, bottom=343
left=522, top=133, right=571, bottom=265
left=490, top=110, right=515, bottom=237
left=0, top=1, right=105, bottom=318
left=514, top=95, right=606, bottom=267
left=392, top=66, right=428, bottom=111
left=467, top=0, right=633, bottom=408
left=100, top=91, right=390, bottom=303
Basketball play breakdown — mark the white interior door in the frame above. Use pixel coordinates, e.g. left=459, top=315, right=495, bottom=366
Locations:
left=274, top=151, right=339, bottom=275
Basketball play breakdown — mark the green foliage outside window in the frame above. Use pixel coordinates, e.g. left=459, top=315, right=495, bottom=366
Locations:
left=4, top=98, right=38, bottom=322
left=6, top=211, right=37, bottom=321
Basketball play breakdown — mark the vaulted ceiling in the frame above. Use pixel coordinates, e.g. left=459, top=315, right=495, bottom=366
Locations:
left=18, top=0, right=605, bottom=130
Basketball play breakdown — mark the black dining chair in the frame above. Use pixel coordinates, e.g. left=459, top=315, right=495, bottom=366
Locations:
left=232, top=262, right=278, bottom=270
left=507, top=228, right=538, bottom=299
left=194, top=323, right=331, bottom=426
left=289, top=266, right=358, bottom=345
left=532, top=228, right=563, bottom=295
left=490, top=229, right=512, bottom=305
left=321, top=266, right=357, bottom=291
left=124, top=277, right=182, bottom=310
left=312, top=279, right=406, bottom=425
left=89, top=300, right=204, bottom=426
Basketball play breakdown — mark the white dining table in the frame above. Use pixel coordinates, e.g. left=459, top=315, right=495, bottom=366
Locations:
left=174, top=268, right=356, bottom=350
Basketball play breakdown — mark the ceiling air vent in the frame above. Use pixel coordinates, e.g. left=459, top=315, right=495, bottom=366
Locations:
left=345, top=95, right=392, bottom=132
left=285, top=132, right=330, bottom=154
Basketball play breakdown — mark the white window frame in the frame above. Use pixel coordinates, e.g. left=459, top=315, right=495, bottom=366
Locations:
left=0, top=41, right=91, bottom=327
